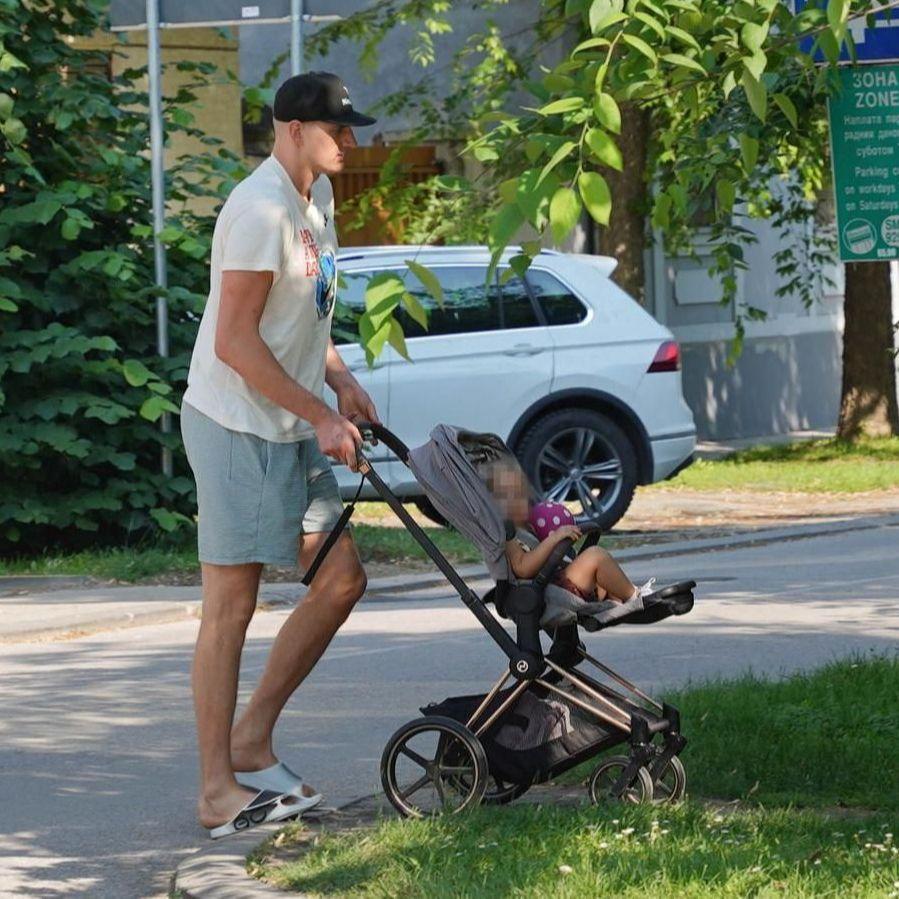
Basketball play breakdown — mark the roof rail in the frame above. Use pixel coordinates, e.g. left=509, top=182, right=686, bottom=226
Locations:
left=336, top=244, right=562, bottom=257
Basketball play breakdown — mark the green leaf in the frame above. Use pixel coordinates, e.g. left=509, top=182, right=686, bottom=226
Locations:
left=741, top=69, right=767, bottom=122
left=577, top=172, right=612, bottom=226
left=387, top=318, right=410, bottom=361
left=60, top=218, right=80, bottom=241
left=538, top=96, right=585, bottom=116
left=665, top=25, right=701, bottom=51
left=364, top=272, right=405, bottom=310
left=741, top=21, right=769, bottom=53
left=633, top=11, right=666, bottom=41
left=488, top=203, right=525, bottom=250
left=773, top=92, right=798, bottom=128
left=549, top=186, right=582, bottom=243
left=0, top=297, right=18, bottom=312
left=400, top=291, right=428, bottom=330
left=723, top=69, right=737, bottom=99
left=123, top=358, right=155, bottom=387
left=1, top=117, right=25, bottom=145
left=572, top=36, right=611, bottom=54
left=827, top=0, right=849, bottom=33
left=621, top=33, right=657, bottom=64
left=716, top=179, right=735, bottom=214
left=0, top=92, right=13, bottom=119
left=743, top=50, right=767, bottom=81
left=404, top=259, right=445, bottom=308
left=739, top=133, right=759, bottom=171
left=139, top=395, right=179, bottom=422
left=536, top=140, right=577, bottom=187
left=593, top=92, right=621, bottom=134
left=0, top=50, right=27, bottom=72
left=150, top=507, right=181, bottom=532
left=661, top=53, right=706, bottom=75
left=585, top=128, right=623, bottom=171
left=589, top=0, right=613, bottom=33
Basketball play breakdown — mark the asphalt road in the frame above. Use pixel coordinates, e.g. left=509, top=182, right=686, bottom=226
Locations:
left=1, top=523, right=897, bottom=898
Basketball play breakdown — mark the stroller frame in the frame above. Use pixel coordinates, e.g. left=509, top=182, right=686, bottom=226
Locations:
left=308, top=422, right=693, bottom=812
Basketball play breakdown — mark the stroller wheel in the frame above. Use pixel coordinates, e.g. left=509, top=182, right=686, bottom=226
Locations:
left=587, top=755, right=655, bottom=805
left=482, top=776, right=530, bottom=806
left=651, top=755, right=686, bottom=804
left=380, top=715, right=488, bottom=818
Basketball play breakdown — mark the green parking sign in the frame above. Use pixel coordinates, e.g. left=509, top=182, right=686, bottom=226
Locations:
left=828, top=64, right=899, bottom=261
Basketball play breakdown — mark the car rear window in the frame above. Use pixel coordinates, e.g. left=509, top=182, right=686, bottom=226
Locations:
left=526, top=268, right=587, bottom=326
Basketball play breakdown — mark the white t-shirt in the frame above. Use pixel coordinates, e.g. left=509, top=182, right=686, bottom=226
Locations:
left=184, top=154, right=338, bottom=442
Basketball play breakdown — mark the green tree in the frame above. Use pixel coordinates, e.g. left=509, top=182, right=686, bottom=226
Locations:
left=0, top=0, right=247, bottom=550
left=309, top=0, right=897, bottom=439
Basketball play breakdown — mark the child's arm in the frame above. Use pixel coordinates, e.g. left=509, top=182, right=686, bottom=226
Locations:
left=505, top=526, right=582, bottom=580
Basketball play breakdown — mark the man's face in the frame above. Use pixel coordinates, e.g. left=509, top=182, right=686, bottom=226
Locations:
left=300, top=120, right=358, bottom=174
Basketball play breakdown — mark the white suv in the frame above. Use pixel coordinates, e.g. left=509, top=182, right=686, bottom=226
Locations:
left=327, top=245, right=696, bottom=530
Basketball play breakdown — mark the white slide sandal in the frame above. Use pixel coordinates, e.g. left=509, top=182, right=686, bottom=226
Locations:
left=208, top=788, right=300, bottom=840
left=235, top=761, right=323, bottom=814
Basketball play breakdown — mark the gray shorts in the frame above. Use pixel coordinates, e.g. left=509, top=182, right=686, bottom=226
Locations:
left=180, top=402, right=345, bottom=566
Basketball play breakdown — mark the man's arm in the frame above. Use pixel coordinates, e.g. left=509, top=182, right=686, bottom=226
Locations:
left=214, top=269, right=361, bottom=468
left=324, top=337, right=381, bottom=425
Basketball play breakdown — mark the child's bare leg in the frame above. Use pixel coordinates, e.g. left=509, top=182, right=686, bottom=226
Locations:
left=562, top=546, right=635, bottom=602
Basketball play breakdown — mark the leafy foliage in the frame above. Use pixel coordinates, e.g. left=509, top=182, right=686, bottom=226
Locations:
left=0, top=0, right=248, bottom=550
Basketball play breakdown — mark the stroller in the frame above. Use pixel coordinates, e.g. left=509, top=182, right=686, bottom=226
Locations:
left=304, top=422, right=696, bottom=817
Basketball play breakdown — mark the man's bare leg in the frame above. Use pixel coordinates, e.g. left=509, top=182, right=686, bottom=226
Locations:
left=229, top=532, right=366, bottom=793
left=194, top=561, right=265, bottom=829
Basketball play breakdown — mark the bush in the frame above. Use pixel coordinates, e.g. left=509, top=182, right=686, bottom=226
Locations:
left=0, top=0, right=249, bottom=551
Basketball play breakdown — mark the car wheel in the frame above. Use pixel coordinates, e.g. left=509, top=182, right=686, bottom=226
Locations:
left=516, top=408, right=638, bottom=531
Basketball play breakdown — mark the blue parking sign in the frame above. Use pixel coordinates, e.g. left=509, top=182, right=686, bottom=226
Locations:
left=794, top=0, right=899, bottom=64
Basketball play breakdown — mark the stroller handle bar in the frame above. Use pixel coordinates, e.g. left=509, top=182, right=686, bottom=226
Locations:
left=355, top=420, right=410, bottom=463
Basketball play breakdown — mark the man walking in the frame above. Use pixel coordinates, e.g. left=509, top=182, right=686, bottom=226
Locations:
left=180, top=72, right=379, bottom=839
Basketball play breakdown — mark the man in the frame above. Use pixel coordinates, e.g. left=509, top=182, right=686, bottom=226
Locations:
left=180, top=72, right=379, bottom=839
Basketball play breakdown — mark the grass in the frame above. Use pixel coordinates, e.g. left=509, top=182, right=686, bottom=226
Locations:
left=0, top=520, right=482, bottom=582
left=254, top=657, right=899, bottom=897
left=659, top=437, right=899, bottom=493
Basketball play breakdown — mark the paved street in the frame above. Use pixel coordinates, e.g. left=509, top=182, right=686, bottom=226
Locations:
left=1, top=523, right=897, bottom=898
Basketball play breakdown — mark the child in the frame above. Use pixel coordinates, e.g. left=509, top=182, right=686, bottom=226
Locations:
left=484, top=457, right=655, bottom=604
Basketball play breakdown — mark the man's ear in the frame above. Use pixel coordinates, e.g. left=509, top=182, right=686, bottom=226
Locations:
left=289, top=120, right=304, bottom=145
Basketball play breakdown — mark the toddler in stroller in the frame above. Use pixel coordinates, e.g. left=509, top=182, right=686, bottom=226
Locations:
left=484, top=456, right=657, bottom=605
left=303, top=421, right=697, bottom=817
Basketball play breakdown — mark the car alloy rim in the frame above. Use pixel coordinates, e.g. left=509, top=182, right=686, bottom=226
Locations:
left=535, top=427, right=623, bottom=522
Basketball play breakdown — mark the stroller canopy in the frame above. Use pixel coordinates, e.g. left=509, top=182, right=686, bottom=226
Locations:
left=407, top=424, right=514, bottom=581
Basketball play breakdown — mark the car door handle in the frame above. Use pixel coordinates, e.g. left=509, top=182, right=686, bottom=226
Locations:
left=503, top=344, right=544, bottom=357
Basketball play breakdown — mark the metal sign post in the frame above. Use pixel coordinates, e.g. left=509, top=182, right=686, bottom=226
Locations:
left=145, top=0, right=172, bottom=475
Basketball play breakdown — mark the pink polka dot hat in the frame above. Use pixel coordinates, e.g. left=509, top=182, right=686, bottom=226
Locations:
left=528, top=500, right=575, bottom=541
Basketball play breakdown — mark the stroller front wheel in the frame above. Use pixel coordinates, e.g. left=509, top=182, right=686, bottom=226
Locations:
left=651, top=755, right=686, bottom=804
left=381, top=715, right=489, bottom=818
left=587, top=755, right=655, bottom=805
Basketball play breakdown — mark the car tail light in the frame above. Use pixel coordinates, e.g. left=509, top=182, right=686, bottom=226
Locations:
left=647, top=340, right=680, bottom=373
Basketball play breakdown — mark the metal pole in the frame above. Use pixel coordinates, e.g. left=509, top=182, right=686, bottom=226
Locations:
left=290, top=0, right=303, bottom=75
left=146, top=0, right=172, bottom=476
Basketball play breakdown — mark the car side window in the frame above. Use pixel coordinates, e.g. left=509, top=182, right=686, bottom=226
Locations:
left=526, top=268, right=587, bottom=326
left=332, top=270, right=369, bottom=345
left=498, top=272, right=541, bottom=330
left=398, top=265, right=501, bottom=338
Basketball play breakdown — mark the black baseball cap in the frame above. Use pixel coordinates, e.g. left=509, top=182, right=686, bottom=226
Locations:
left=273, top=71, right=377, bottom=127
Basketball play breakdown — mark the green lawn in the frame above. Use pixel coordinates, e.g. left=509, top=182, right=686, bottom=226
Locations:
left=254, top=657, right=899, bottom=897
left=660, top=437, right=899, bottom=493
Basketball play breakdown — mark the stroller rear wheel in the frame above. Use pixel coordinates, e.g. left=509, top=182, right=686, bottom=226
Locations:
left=651, top=755, right=686, bottom=804
left=587, top=755, right=655, bottom=805
left=381, top=715, right=488, bottom=818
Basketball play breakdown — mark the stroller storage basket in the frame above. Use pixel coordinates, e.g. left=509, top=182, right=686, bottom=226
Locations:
left=423, top=682, right=626, bottom=786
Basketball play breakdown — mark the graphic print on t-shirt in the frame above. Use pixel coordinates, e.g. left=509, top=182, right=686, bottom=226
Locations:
left=299, top=228, right=335, bottom=320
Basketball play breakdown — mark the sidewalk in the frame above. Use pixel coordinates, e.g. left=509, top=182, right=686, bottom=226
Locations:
left=3, top=508, right=898, bottom=644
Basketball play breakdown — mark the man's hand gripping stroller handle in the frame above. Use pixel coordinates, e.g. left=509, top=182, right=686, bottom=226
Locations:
left=354, top=420, right=410, bottom=464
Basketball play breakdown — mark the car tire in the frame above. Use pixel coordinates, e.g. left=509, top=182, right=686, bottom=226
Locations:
left=516, top=407, right=638, bottom=531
